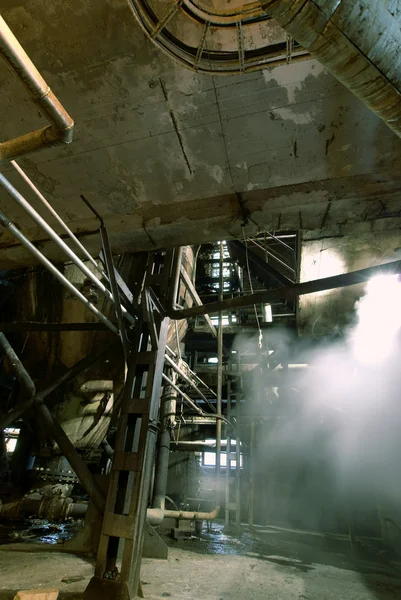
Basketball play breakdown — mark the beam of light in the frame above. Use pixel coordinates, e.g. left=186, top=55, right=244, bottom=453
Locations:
left=352, top=274, right=401, bottom=365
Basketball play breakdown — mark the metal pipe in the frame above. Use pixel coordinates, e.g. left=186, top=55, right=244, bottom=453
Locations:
left=216, top=241, right=223, bottom=503
left=11, top=160, right=103, bottom=275
left=225, top=377, right=232, bottom=527
left=0, top=397, right=35, bottom=431
left=263, top=1, right=401, bottom=138
left=0, top=495, right=219, bottom=524
left=164, top=353, right=216, bottom=413
left=161, top=373, right=232, bottom=428
left=179, top=263, right=217, bottom=338
left=248, top=420, right=255, bottom=528
left=167, top=247, right=183, bottom=310
left=235, top=351, right=241, bottom=527
left=0, top=173, right=135, bottom=326
left=0, top=210, right=118, bottom=334
left=162, top=372, right=204, bottom=416
left=163, top=505, right=220, bottom=521
left=151, top=377, right=176, bottom=514
left=0, top=15, right=74, bottom=161
left=0, top=333, right=36, bottom=398
left=100, top=225, right=130, bottom=363
left=169, top=259, right=401, bottom=319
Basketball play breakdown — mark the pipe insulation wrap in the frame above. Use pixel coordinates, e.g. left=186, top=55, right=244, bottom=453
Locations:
left=263, top=0, right=401, bottom=137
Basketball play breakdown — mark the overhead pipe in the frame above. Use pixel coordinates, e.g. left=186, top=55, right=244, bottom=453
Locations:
left=11, top=161, right=103, bottom=276
left=0, top=15, right=74, bottom=161
left=0, top=173, right=135, bottom=327
left=164, top=353, right=216, bottom=413
left=262, top=1, right=401, bottom=138
left=161, top=372, right=233, bottom=430
left=0, top=210, right=118, bottom=334
left=169, top=259, right=401, bottom=319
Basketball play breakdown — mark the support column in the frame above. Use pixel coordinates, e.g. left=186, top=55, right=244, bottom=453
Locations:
left=215, top=241, right=224, bottom=505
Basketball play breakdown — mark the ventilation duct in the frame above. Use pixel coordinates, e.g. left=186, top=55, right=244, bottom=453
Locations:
left=262, top=1, right=401, bottom=137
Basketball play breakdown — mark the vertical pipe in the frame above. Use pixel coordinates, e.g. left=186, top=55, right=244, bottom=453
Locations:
left=225, top=376, right=231, bottom=527
left=235, top=350, right=241, bottom=527
left=235, top=428, right=241, bottom=526
left=216, top=241, right=223, bottom=503
left=152, top=370, right=177, bottom=512
left=248, top=420, right=255, bottom=528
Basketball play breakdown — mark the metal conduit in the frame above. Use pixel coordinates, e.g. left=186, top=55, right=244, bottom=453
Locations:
left=11, top=160, right=104, bottom=277
left=164, top=353, right=216, bottom=413
left=0, top=16, right=74, bottom=161
left=262, top=0, right=401, bottom=138
left=0, top=173, right=135, bottom=327
left=0, top=210, right=118, bottom=335
left=161, top=373, right=233, bottom=429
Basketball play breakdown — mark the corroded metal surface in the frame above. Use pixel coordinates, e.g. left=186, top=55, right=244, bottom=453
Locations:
left=263, top=1, right=401, bottom=137
left=0, top=15, right=74, bottom=161
left=129, top=0, right=309, bottom=74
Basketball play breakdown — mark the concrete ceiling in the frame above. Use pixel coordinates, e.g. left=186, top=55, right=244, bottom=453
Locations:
left=1, top=0, right=401, bottom=270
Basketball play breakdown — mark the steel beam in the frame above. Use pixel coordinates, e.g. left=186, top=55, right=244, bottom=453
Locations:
left=168, top=260, right=401, bottom=319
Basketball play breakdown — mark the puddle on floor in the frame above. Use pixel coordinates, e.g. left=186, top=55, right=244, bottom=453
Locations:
left=0, top=518, right=83, bottom=545
left=164, top=521, right=401, bottom=578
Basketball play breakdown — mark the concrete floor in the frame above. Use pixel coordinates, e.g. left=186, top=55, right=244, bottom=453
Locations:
left=1, top=524, right=401, bottom=599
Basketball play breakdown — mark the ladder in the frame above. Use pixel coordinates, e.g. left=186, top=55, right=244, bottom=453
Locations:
left=84, top=250, right=173, bottom=600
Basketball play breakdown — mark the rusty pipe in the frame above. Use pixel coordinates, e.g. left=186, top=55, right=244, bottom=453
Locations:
left=0, top=15, right=74, bottom=161
left=262, top=1, right=401, bottom=138
left=0, top=333, right=36, bottom=399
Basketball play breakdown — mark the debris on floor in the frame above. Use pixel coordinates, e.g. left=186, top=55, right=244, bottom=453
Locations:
left=13, top=590, right=58, bottom=600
